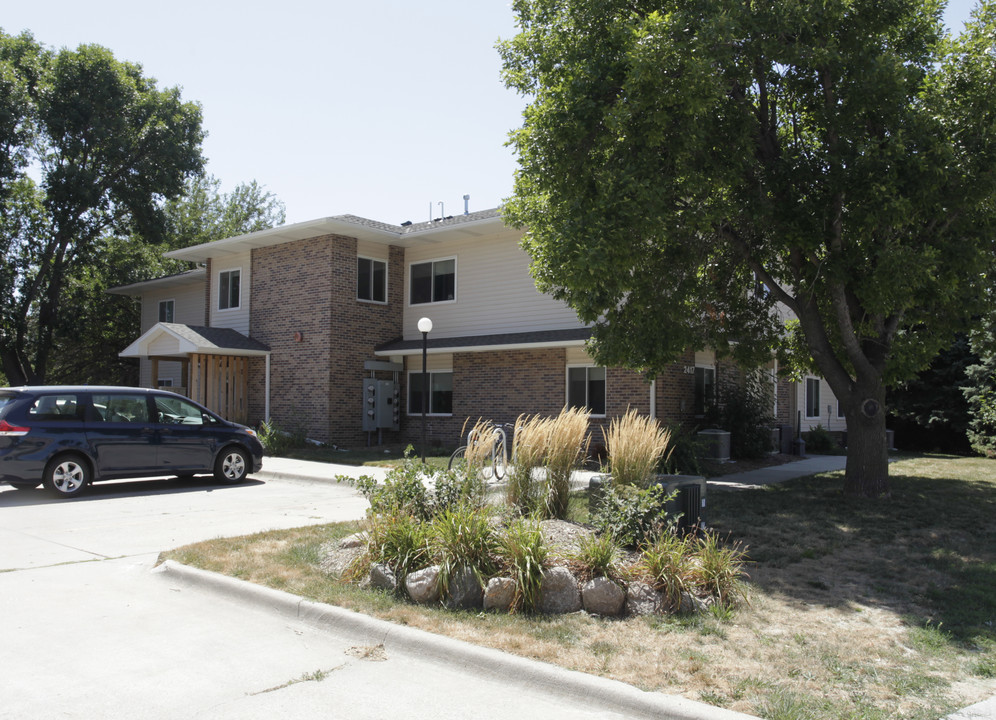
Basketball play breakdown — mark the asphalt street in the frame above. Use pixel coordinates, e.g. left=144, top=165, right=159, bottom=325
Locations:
left=0, top=466, right=753, bottom=720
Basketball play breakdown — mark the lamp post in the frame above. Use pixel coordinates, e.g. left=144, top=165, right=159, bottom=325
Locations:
left=417, top=317, right=433, bottom=463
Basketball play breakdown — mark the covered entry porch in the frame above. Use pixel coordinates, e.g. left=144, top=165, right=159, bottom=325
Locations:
left=120, top=323, right=271, bottom=425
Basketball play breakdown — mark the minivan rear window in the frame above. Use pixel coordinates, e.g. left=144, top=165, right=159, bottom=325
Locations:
left=27, top=394, right=82, bottom=421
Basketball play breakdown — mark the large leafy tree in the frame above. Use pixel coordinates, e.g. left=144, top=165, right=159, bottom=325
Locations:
left=500, top=0, right=996, bottom=497
left=0, top=31, right=205, bottom=386
left=45, top=175, right=286, bottom=386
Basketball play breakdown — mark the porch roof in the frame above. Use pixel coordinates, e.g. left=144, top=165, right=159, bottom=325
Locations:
left=120, top=323, right=271, bottom=359
left=373, top=327, right=592, bottom=356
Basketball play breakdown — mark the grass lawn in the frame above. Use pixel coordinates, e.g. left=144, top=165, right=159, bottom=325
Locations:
left=160, top=454, right=996, bottom=720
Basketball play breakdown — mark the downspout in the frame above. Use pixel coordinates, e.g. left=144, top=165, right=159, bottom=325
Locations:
left=265, top=353, right=271, bottom=422
left=650, top=378, right=657, bottom=419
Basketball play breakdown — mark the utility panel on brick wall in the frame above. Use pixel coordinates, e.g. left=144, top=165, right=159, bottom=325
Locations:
left=362, top=379, right=400, bottom=433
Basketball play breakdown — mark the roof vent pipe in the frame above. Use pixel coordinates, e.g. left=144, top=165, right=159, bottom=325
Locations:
left=463, top=194, right=470, bottom=215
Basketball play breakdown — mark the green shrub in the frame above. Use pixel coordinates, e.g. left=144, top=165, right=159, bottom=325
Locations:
left=661, top=423, right=704, bottom=476
left=590, top=482, right=676, bottom=548
left=803, top=424, right=837, bottom=454
left=708, top=372, right=776, bottom=459
left=336, top=448, right=434, bottom=520
left=257, top=417, right=307, bottom=456
left=498, top=516, right=548, bottom=612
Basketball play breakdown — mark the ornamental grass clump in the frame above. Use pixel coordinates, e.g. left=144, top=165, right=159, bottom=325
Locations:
left=544, top=406, right=591, bottom=519
left=365, top=513, right=433, bottom=586
left=569, top=532, right=621, bottom=582
left=607, top=408, right=673, bottom=488
left=498, top=515, right=548, bottom=613
left=506, top=413, right=550, bottom=513
left=690, top=531, right=750, bottom=609
left=460, top=417, right=496, bottom=479
left=431, top=504, right=500, bottom=598
left=639, top=531, right=695, bottom=610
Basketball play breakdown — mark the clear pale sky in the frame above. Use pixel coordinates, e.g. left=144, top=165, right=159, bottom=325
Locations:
left=1, top=0, right=983, bottom=226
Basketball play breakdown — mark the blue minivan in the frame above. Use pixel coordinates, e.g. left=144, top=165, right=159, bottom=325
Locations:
left=0, top=386, right=264, bottom=498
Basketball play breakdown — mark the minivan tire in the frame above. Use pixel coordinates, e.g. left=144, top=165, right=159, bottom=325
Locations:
left=43, top=454, right=91, bottom=498
left=214, top=446, right=249, bottom=484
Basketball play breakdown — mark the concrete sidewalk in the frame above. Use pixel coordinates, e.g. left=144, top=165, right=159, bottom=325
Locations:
left=707, top=454, right=847, bottom=489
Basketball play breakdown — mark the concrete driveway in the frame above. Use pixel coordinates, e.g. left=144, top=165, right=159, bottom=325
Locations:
left=0, top=468, right=752, bottom=720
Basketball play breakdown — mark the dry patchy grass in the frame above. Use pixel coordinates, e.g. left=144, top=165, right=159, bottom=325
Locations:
left=160, top=454, right=996, bottom=720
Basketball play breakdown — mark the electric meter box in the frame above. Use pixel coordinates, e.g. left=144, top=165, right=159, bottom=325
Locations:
left=362, top=380, right=400, bottom=432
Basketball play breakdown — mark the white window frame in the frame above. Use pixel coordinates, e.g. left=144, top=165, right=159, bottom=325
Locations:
left=408, top=257, right=457, bottom=306
left=566, top=364, right=607, bottom=417
left=158, top=299, right=175, bottom=323
left=407, top=370, right=453, bottom=416
left=805, top=377, right=821, bottom=419
left=217, top=268, right=241, bottom=311
left=357, top=256, right=388, bottom=304
left=157, top=378, right=174, bottom=388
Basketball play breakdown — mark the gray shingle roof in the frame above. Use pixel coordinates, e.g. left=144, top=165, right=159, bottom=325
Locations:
left=160, top=324, right=270, bottom=353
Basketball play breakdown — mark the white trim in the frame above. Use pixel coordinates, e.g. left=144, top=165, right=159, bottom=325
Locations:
left=356, top=255, right=388, bottom=305
left=408, top=256, right=458, bottom=307
left=217, top=267, right=242, bottom=311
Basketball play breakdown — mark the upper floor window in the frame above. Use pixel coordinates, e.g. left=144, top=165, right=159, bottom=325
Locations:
left=358, top=257, right=387, bottom=303
left=567, top=366, right=606, bottom=416
left=410, top=258, right=455, bottom=305
left=158, top=299, right=174, bottom=323
left=805, top=378, right=821, bottom=418
left=218, top=269, right=241, bottom=310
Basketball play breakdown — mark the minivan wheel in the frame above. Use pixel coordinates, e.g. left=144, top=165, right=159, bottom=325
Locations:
left=43, top=455, right=91, bottom=498
left=214, top=447, right=249, bottom=484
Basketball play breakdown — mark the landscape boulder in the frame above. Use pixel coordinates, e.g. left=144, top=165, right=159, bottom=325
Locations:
left=369, top=563, right=397, bottom=592
left=581, top=577, right=626, bottom=616
left=444, top=566, right=484, bottom=609
left=405, top=566, right=442, bottom=605
left=625, top=581, right=661, bottom=616
left=538, top=566, right=582, bottom=614
left=483, top=577, right=517, bottom=612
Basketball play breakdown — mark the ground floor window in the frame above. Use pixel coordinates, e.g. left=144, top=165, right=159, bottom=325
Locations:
left=408, top=371, right=453, bottom=415
left=694, top=366, right=715, bottom=415
left=806, top=377, right=821, bottom=418
left=567, top=366, right=606, bottom=415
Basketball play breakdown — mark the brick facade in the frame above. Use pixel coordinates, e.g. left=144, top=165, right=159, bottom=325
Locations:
left=249, top=235, right=403, bottom=445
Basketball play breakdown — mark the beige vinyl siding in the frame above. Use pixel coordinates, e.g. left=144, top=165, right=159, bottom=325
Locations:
left=402, top=231, right=584, bottom=339
left=565, top=347, right=593, bottom=365
left=138, top=281, right=205, bottom=388
left=798, top=377, right=847, bottom=433
left=210, top=250, right=251, bottom=334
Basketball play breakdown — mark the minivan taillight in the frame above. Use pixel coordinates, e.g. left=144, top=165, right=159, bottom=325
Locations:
left=0, top=420, right=29, bottom=437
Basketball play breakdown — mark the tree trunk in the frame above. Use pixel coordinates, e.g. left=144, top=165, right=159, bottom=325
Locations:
left=843, top=387, right=890, bottom=498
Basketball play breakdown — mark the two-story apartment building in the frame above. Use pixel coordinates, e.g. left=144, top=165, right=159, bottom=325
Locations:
left=111, top=208, right=844, bottom=448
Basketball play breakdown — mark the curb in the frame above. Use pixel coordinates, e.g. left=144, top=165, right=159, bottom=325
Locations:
left=153, top=560, right=760, bottom=720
